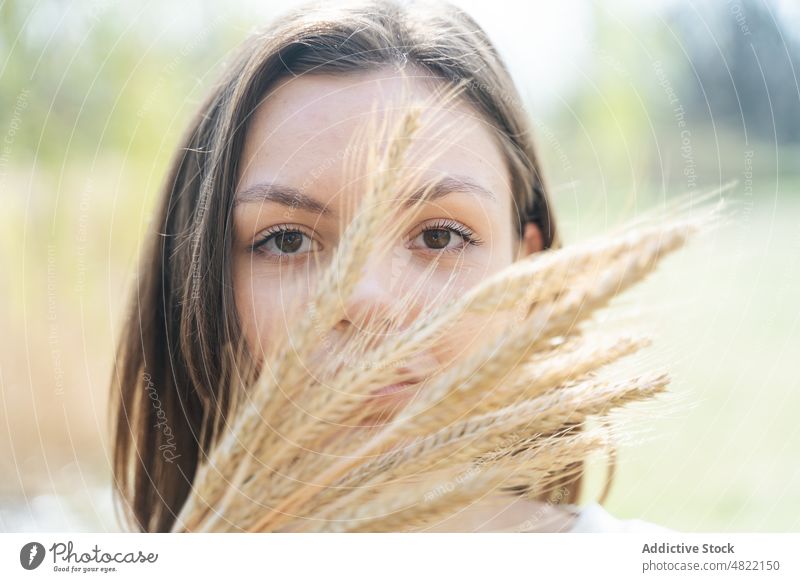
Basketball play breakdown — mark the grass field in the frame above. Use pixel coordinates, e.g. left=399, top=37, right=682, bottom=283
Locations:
left=579, top=186, right=800, bottom=531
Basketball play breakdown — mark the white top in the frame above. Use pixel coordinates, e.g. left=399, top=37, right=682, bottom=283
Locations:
left=568, top=502, right=672, bottom=533
left=425, top=496, right=671, bottom=532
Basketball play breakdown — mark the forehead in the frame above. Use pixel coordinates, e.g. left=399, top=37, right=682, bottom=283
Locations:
left=236, top=68, right=512, bottom=205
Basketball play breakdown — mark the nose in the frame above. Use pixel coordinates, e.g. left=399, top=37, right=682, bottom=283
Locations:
left=338, top=251, right=397, bottom=332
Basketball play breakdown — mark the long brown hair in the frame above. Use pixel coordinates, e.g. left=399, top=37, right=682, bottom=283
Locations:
left=110, top=0, right=570, bottom=533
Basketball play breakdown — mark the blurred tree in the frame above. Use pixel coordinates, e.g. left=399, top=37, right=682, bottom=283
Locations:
left=667, top=0, right=800, bottom=145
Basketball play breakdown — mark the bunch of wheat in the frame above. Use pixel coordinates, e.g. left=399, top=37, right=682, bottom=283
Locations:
left=171, top=100, right=724, bottom=533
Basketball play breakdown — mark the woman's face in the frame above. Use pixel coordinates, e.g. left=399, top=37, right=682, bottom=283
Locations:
left=232, top=69, right=541, bottom=399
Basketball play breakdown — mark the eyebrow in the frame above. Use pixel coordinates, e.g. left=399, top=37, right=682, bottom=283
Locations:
left=233, top=175, right=496, bottom=214
left=233, top=183, right=332, bottom=215
left=405, top=176, right=497, bottom=207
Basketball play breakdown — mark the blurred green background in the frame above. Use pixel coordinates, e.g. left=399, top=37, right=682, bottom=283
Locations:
left=1, top=0, right=798, bottom=531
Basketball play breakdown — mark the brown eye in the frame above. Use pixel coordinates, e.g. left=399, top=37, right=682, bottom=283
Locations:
left=422, top=228, right=451, bottom=249
left=275, top=231, right=303, bottom=253
left=254, top=226, right=319, bottom=257
left=408, top=219, right=481, bottom=254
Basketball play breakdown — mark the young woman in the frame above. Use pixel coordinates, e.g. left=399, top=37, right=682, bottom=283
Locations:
left=111, top=0, right=665, bottom=533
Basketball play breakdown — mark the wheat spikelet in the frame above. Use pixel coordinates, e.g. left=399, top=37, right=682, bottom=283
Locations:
left=294, top=334, right=652, bottom=519
left=281, top=371, right=667, bottom=526
left=245, top=223, right=687, bottom=508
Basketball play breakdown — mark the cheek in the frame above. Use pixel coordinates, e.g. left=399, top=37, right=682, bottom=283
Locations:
left=400, top=243, right=517, bottom=370
left=232, top=259, right=315, bottom=357
left=432, top=310, right=514, bottom=372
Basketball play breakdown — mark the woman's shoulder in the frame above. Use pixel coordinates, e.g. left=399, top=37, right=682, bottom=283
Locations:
left=567, top=502, right=673, bottom=533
